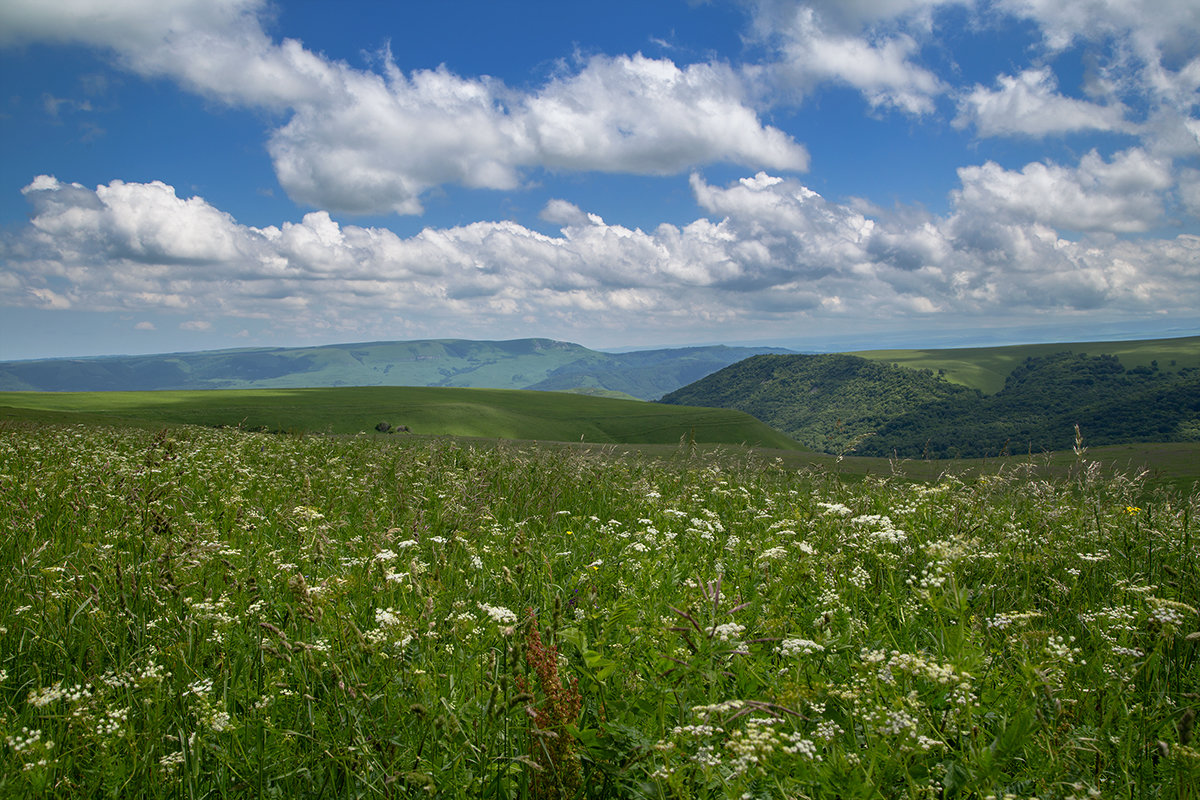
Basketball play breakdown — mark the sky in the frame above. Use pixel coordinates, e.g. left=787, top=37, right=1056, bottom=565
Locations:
left=1, top=0, right=1198, bottom=360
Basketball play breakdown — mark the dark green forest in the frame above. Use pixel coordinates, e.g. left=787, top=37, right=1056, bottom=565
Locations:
left=660, top=352, right=1200, bottom=457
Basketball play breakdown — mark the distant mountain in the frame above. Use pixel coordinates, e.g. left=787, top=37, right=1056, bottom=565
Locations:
left=0, top=338, right=792, bottom=400
left=660, top=350, right=1200, bottom=457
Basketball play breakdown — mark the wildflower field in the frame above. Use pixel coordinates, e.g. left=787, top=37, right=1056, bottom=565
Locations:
left=1, top=422, right=1197, bottom=798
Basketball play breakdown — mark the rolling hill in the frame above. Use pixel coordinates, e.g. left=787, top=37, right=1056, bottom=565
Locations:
left=661, top=354, right=978, bottom=454
left=852, top=334, right=1200, bottom=394
left=0, top=339, right=791, bottom=399
left=660, top=341, right=1200, bottom=457
left=0, top=386, right=803, bottom=449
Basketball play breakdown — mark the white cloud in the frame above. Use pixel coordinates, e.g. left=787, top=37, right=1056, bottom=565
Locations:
left=996, top=0, right=1200, bottom=58
left=6, top=172, right=1196, bottom=343
left=955, top=67, right=1130, bottom=137
left=992, top=0, right=1200, bottom=150
left=21, top=176, right=249, bottom=265
left=952, top=148, right=1174, bottom=233
left=1179, top=168, right=1200, bottom=220
left=781, top=0, right=958, bottom=30
left=271, top=53, right=809, bottom=215
left=0, top=1, right=807, bottom=216
left=134, top=321, right=155, bottom=330
left=747, top=0, right=947, bottom=114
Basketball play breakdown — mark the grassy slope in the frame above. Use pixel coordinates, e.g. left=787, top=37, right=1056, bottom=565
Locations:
left=852, top=334, right=1200, bottom=394
left=0, top=387, right=802, bottom=449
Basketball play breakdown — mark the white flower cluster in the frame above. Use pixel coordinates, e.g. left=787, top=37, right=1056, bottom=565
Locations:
left=5, top=727, right=44, bottom=753
left=725, top=717, right=781, bottom=776
left=757, top=546, right=788, bottom=562
left=712, top=622, right=746, bottom=642
left=778, top=638, right=824, bottom=657
left=851, top=514, right=907, bottom=544
left=1045, top=635, right=1082, bottom=664
left=817, top=502, right=853, bottom=516
left=478, top=603, right=516, bottom=624
left=27, top=682, right=92, bottom=708
left=1146, top=598, right=1196, bottom=627
left=375, top=607, right=403, bottom=627
left=781, top=732, right=819, bottom=759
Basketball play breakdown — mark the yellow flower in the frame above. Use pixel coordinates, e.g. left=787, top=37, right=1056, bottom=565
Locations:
left=1124, top=506, right=1142, bottom=516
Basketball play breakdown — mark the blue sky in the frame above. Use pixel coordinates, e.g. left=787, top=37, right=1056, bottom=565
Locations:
left=1, top=0, right=1198, bottom=360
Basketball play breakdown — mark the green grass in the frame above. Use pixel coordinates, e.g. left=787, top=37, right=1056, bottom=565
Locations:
left=0, top=386, right=802, bottom=449
left=853, top=334, right=1200, bottom=394
left=1, top=421, right=1197, bottom=798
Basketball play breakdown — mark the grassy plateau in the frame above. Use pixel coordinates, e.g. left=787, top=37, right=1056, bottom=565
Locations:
left=0, top=418, right=1198, bottom=798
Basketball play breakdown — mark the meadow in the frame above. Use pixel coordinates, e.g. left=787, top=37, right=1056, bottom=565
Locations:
left=1, top=421, right=1198, bottom=798
left=0, top=387, right=798, bottom=450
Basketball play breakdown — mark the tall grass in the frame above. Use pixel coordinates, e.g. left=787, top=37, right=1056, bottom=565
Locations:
left=1, top=422, right=1197, bottom=798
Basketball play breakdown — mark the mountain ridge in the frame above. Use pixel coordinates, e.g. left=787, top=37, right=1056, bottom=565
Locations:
left=0, top=337, right=793, bottom=400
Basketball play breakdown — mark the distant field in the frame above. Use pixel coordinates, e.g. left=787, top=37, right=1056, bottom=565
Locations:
left=853, top=334, right=1200, bottom=394
left=0, top=386, right=802, bottom=449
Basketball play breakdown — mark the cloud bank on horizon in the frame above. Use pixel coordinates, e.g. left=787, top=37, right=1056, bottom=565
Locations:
left=1, top=0, right=1198, bottom=357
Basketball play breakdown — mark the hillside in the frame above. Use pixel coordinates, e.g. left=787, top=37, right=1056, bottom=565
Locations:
left=859, top=352, right=1200, bottom=458
left=660, top=354, right=976, bottom=453
left=852, top=334, right=1200, bottom=394
left=0, top=386, right=803, bottom=449
left=0, top=338, right=791, bottom=399
left=660, top=351, right=1200, bottom=457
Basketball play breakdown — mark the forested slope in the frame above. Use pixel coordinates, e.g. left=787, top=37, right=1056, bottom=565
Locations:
left=660, top=354, right=976, bottom=453
left=860, top=353, right=1200, bottom=457
left=660, top=352, right=1200, bottom=457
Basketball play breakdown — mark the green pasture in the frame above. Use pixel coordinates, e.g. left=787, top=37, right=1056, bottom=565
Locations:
left=854, top=334, right=1200, bottom=394
left=0, top=386, right=801, bottom=449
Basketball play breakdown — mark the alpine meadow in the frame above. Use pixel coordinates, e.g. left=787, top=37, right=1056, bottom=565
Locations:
left=4, top=0, right=1200, bottom=797
left=1, top=415, right=1197, bottom=798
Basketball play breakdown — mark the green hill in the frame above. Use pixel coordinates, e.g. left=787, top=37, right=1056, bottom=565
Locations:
left=853, top=334, right=1200, bottom=394
left=660, top=354, right=975, bottom=453
left=0, top=386, right=803, bottom=449
left=859, top=352, right=1200, bottom=458
left=0, top=338, right=791, bottom=399
left=659, top=350, right=1200, bottom=457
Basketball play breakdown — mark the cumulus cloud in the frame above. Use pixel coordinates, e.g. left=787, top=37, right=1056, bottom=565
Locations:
left=955, top=67, right=1131, bottom=137
left=0, top=0, right=807, bottom=216
left=1180, top=168, right=1200, bottom=219
left=990, top=0, right=1200, bottom=152
left=996, top=0, right=1200, bottom=59
left=746, top=0, right=948, bottom=114
left=272, top=53, right=809, bottom=215
left=4, top=172, right=1196, bottom=343
left=953, top=148, right=1174, bottom=233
